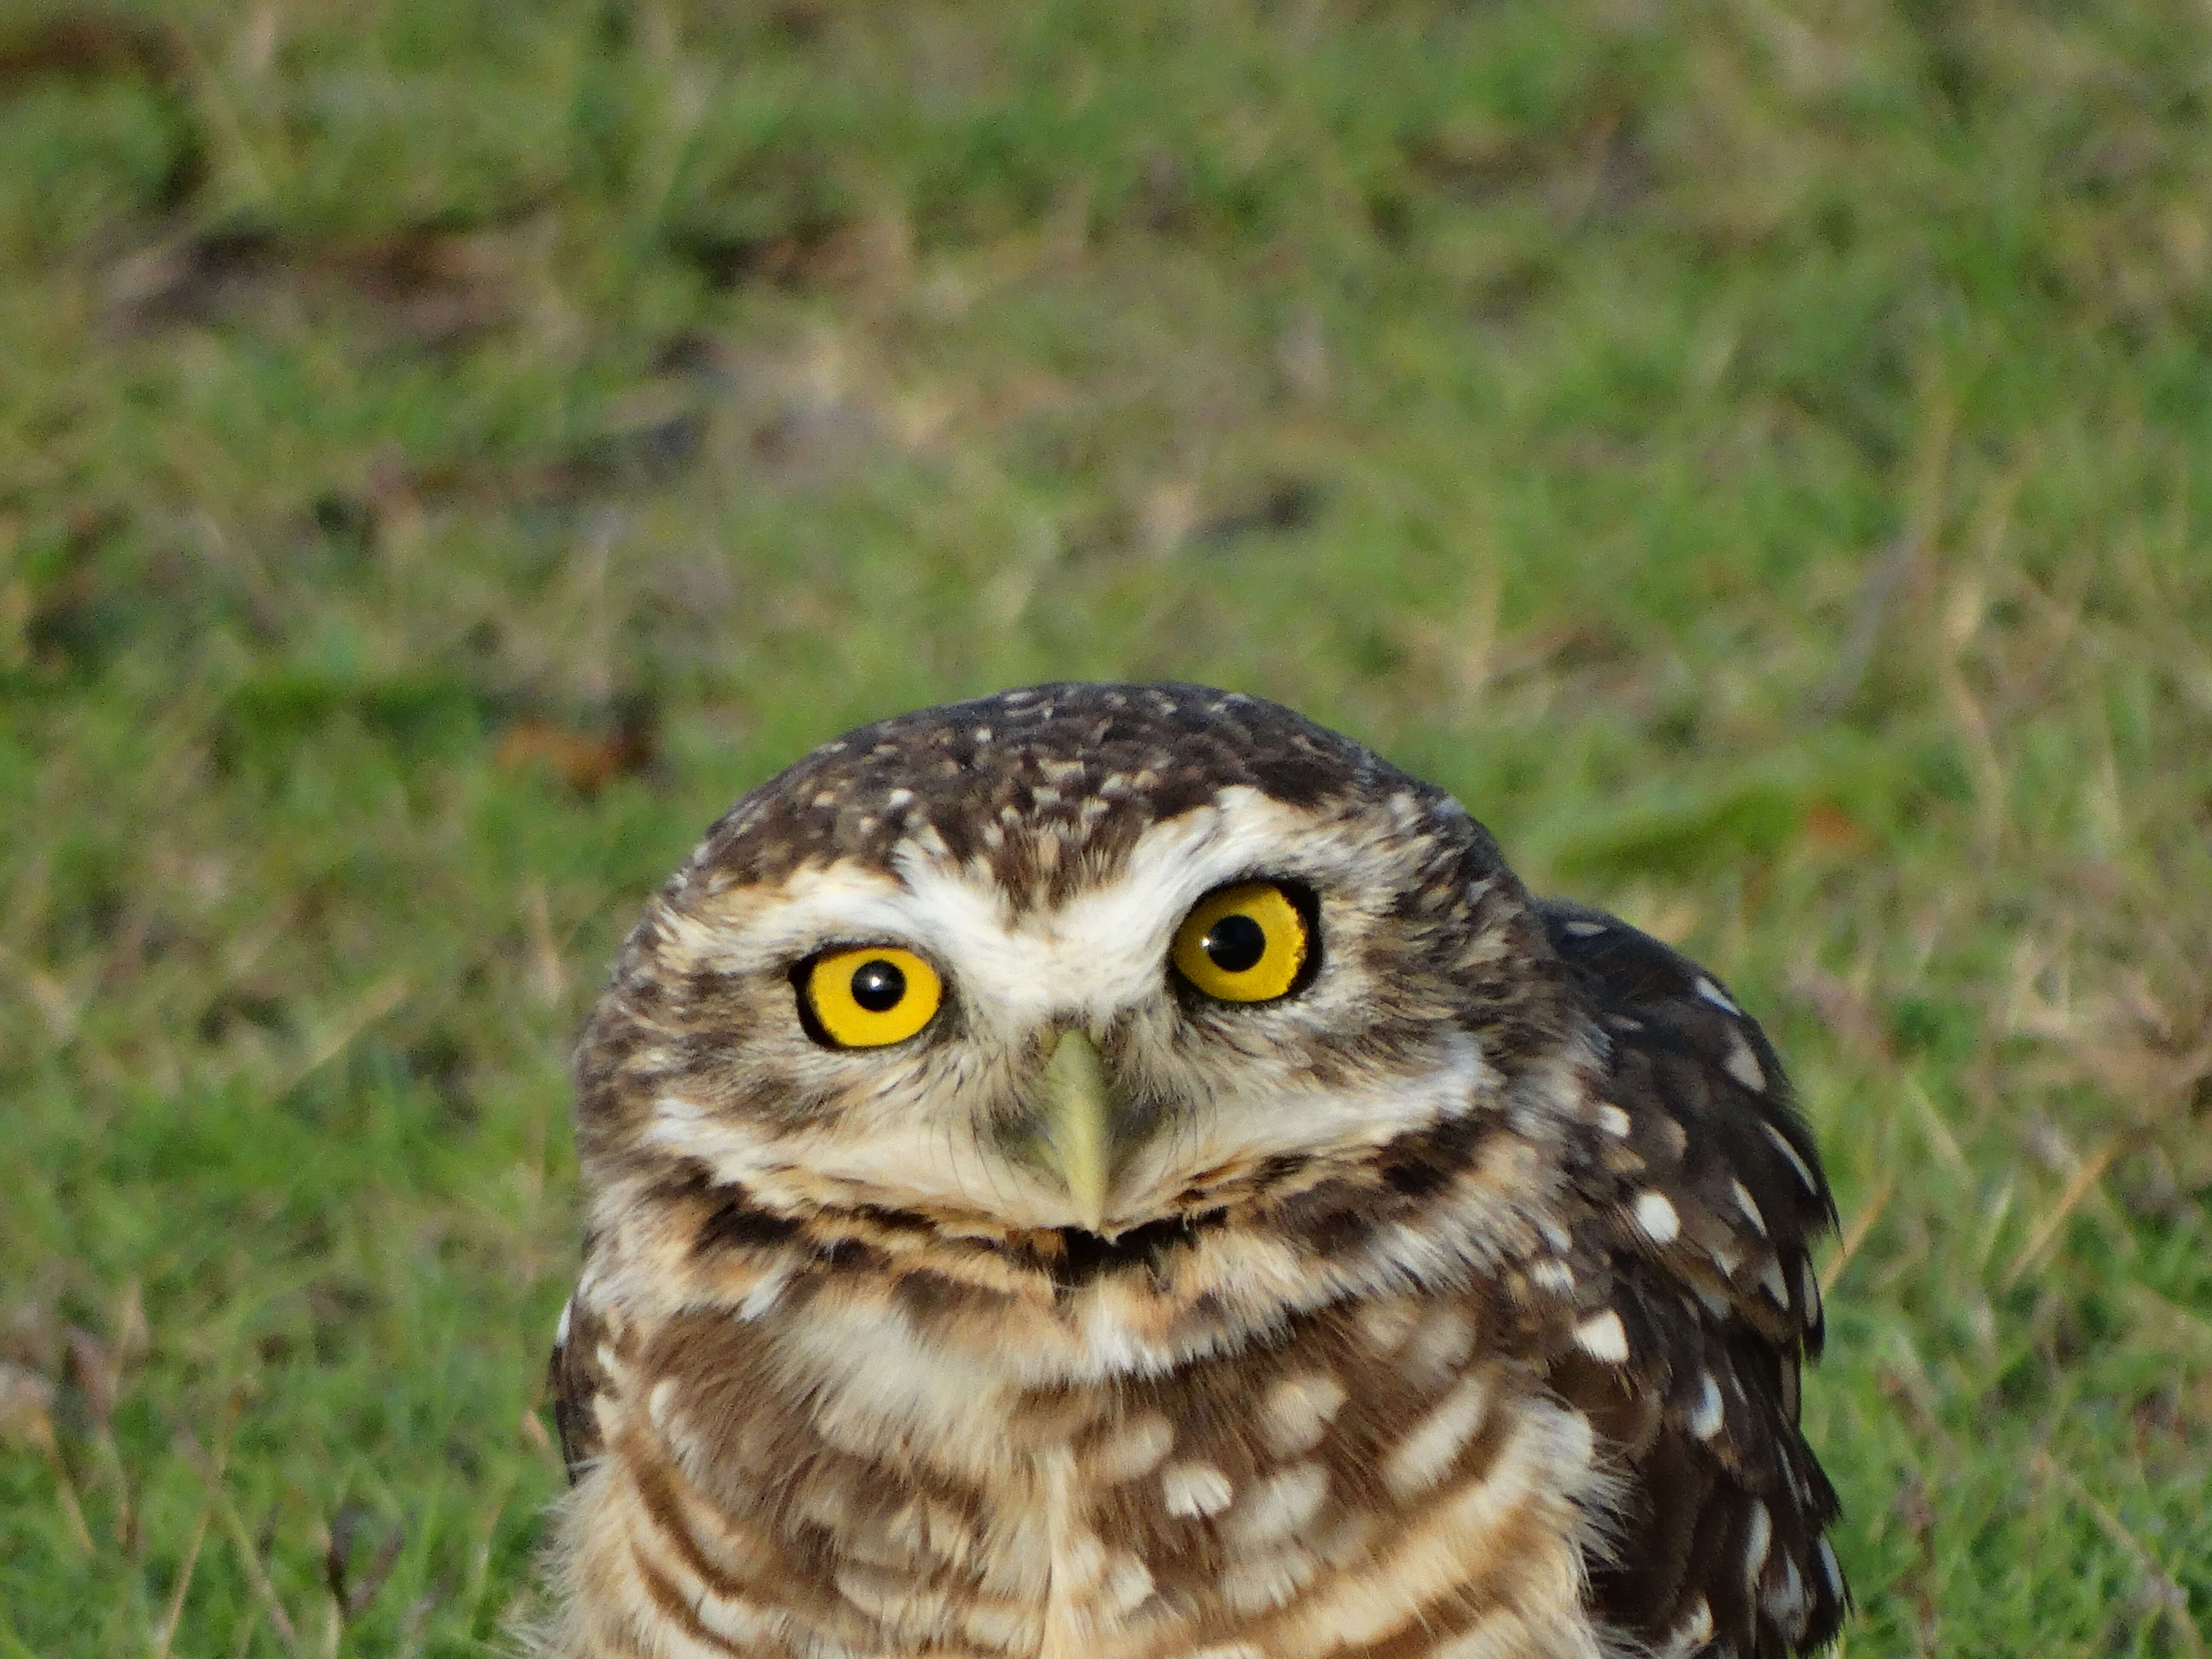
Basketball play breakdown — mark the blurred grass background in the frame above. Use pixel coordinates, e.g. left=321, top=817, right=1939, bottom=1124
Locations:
left=3, top=1, right=2211, bottom=1653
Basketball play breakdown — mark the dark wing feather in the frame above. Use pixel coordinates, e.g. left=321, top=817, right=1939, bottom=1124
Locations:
left=1538, top=899, right=1848, bottom=1656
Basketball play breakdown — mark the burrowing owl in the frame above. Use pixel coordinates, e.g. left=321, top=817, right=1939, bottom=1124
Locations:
left=538, top=684, right=1846, bottom=1659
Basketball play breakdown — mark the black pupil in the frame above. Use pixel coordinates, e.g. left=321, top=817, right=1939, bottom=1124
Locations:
left=1202, top=913, right=1269, bottom=974
left=849, top=959, right=906, bottom=1012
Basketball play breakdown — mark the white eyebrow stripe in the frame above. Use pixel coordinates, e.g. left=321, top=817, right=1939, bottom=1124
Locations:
left=725, top=788, right=1372, bottom=1031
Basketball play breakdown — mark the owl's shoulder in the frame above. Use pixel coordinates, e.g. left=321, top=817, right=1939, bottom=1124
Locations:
left=1537, top=898, right=1835, bottom=1336
left=1531, top=899, right=1848, bottom=1655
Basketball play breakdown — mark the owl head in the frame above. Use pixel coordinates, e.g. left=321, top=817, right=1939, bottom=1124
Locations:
left=572, top=684, right=1598, bottom=1373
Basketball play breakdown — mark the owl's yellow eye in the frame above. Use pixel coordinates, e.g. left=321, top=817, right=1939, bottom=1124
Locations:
left=799, top=947, right=943, bottom=1048
left=1172, top=882, right=1313, bottom=1004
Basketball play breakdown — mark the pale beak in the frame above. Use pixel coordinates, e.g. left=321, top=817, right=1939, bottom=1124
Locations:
left=1038, top=1027, right=1113, bottom=1234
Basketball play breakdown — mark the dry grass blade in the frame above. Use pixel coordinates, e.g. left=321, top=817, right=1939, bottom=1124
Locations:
left=175, top=1427, right=300, bottom=1655
left=1821, top=1175, right=1897, bottom=1295
left=521, top=880, right=567, bottom=1010
left=519, top=1405, right=563, bottom=1478
left=2031, top=1451, right=2208, bottom=1659
left=1807, top=535, right=1924, bottom=717
left=2000, top=1139, right=2119, bottom=1291
left=61, top=1325, right=135, bottom=1551
left=0, top=1361, right=92, bottom=1552
left=151, top=1455, right=222, bottom=1658
left=324, top=1505, right=406, bottom=1620
left=272, top=976, right=410, bottom=1098
left=154, top=1389, right=244, bottom=1659
left=2119, top=1283, right=2212, bottom=1362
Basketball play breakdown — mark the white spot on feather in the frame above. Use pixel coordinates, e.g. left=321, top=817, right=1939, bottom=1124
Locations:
left=1759, top=1256, right=1793, bottom=1308
left=1402, top=1305, right=1476, bottom=1385
left=1731, top=1179, right=1769, bottom=1236
left=738, top=1269, right=790, bottom=1321
left=1597, top=1103, right=1633, bottom=1138
left=1102, top=1550, right=1155, bottom=1615
left=1664, top=1598, right=1714, bottom=1656
left=1743, top=1499, right=1772, bottom=1585
left=1724, top=1033, right=1766, bottom=1091
left=1573, top=1310, right=1630, bottom=1363
left=1816, top=1536, right=1844, bottom=1597
left=1262, top=1373, right=1347, bottom=1456
left=1633, top=1190, right=1681, bottom=1245
left=1216, top=1545, right=1319, bottom=1613
left=1764, top=1121, right=1820, bottom=1193
left=1688, top=1371, right=1724, bottom=1441
left=1384, top=1373, right=1493, bottom=1497
left=1764, top=1553, right=1807, bottom=1630
left=1228, top=1463, right=1330, bottom=1547
left=1358, top=1300, right=1420, bottom=1354
left=1564, top=919, right=1607, bottom=937
left=1092, top=1414, right=1175, bottom=1483
left=1162, top=1461, right=1234, bottom=1518
left=1697, top=976, right=1741, bottom=1014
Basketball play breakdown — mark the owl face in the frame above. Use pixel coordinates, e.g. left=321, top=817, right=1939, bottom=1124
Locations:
left=576, top=685, right=1583, bottom=1340
left=629, top=783, right=1488, bottom=1231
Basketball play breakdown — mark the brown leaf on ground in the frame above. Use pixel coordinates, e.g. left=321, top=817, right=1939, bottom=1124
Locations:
left=105, top=224, right=524, bottom=344
left=1798, top=800, right=1874, bottom=853
left=495, top=695, right=660, bottom=796
left=0, top=11, right=184, bottom=87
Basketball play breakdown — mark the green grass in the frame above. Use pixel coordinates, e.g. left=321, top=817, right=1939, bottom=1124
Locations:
left=4, top=1, right=2211, bottom=1652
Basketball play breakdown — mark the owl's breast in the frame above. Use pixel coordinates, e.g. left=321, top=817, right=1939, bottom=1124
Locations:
left=537, top=1284, right=1614, bottom=1659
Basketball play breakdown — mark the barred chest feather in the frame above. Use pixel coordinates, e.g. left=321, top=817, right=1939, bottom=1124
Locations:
left=537, top=1274, right=1616, bottom=1659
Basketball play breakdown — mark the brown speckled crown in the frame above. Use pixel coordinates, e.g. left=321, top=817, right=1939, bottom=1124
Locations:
left=679, top=681, right=1493, bottom=901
